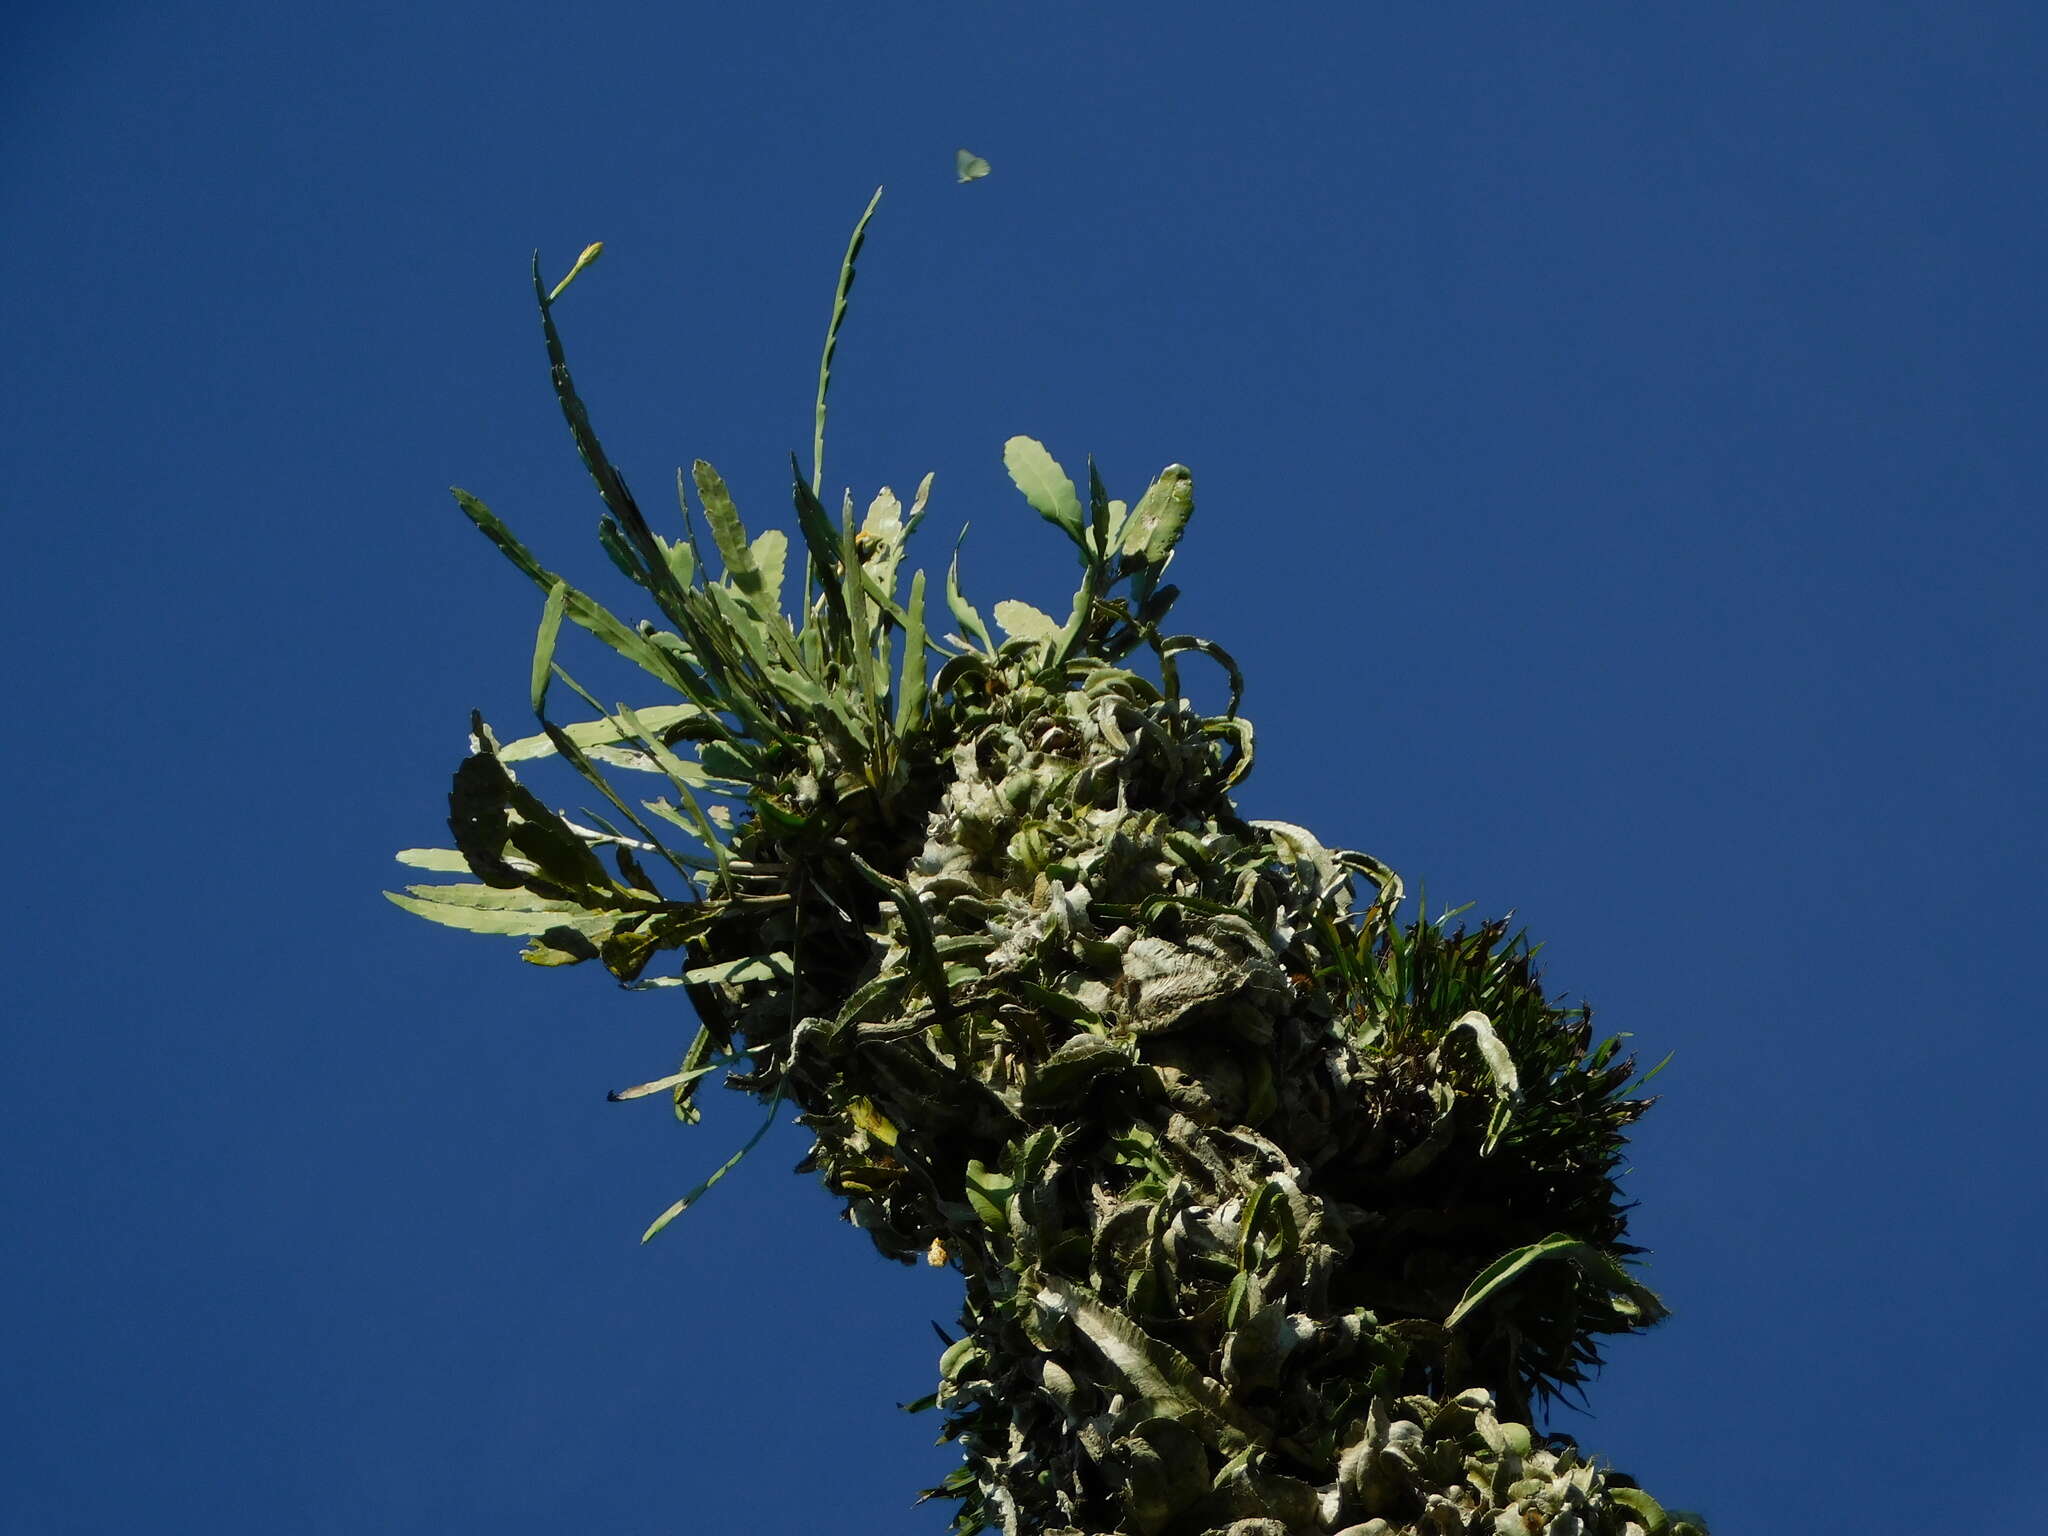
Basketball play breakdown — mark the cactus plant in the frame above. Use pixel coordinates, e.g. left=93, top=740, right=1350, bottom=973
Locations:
left=389, top=198, right=1706, bottom=1536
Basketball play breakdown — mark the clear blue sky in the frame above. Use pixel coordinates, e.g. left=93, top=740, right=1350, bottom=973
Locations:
left=6, top=4, right=2042, bottom=1531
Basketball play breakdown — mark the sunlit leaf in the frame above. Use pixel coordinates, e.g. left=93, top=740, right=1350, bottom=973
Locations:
left=1448, top=1009, right=1520, bottom=1099
left=945, top=542, right=995, bottom=655
left=544, top=240, right=603, bottom=304
left=606, top=1061, right=722, bottom=1102
left=894, top=568, right=929, bottom=735
left=693, top=460, right=765, bottom=603
left=1120, top=463, right=1194, bottom=567
left=497, top=703, right=709, bottom=764
left=750, top=528, right=789, bottom=614
left=394, top=848, right=470, bottom=872
left=383, top=887, right=611, bottom=938
left=993, top=599, right=1059, bottom=643
left=682, top=953, right=792, bottom=986
left=529, top=579, right=568, bottom=716
left=1003, top=435, right=1085, bottom=545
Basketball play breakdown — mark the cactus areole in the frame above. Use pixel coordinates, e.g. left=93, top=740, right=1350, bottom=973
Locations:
left=390, top=201, right=1707, bottom=1536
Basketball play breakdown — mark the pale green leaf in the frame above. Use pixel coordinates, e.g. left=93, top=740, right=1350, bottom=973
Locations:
left=497, top=704, right=709, bottom=764
left=1608, top=1488, right=1671, bottom=1534
left=945, top=543, right=995, bottom=655
left=692, top=461, right=763, bottom=602
left=993, top=599, right=1060, bottom=643
left=894, top=569, right=929, bottom=735
left=860, top=486, right=903, bottom=543
left=395, top=848, right=470, bottom=872
left=750, top=528, right=789, bottom=614
left=607, top=1062, right=722, bottom=1102
left=384, top=888, right=607, bottom=938
left=1003, top=436, right=1085, bottom=544
left=530, top=579, right=567, bottom=716
left=1448, top=1009, right=1520, bottom=1098
left=682, top=953, right=792, bottom=985
left=544, top=240, right=603, bottom=304
left=905, top=471, right=934, bottom=533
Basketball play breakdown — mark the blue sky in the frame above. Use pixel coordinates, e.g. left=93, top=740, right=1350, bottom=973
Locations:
left=6, top=3, right=2043, bottom=1531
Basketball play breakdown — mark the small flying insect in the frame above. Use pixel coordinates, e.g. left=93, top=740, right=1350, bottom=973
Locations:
left=955, top=148, right=991, bottom=184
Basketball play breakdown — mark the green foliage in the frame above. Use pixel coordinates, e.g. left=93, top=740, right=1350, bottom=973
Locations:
left=389, top=203, right=1703, bottom=1536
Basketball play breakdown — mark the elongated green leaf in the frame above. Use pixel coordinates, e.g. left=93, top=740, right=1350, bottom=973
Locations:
left=695, top=583, right=809, bottom=741
left=531, top=256, right=668, bottom=587
left=789, top=459, right=850, bottom=641
left=384, top=888, right=610, bottom=937
left=528, top=694, right=698, bottom=887
left=498, top=703, right=709, bottom=765
left=963, top=1159, right=1015, bottom=1229
left=640, top=797, right=723, bottom=852
left=1121, top=464, right=1194, bottom=566
left=859, top=489, right=909, bottom=642
left=606, top=1061, right=721, bottom=1102
left=530, top=579, right=568, bottom=715
left=641, top=1079, right=787, bottom=1241
left=1086, top=457, right=1112, bottom=563
left=750, top=528, right=789, bottom=614
left=893, top=569, right=929, bottom=735
left=1448, top=1009, right=1520, bottom=1098
left=611, top=700, right=731, bottom=876
left=682, top=953, right=792, bottom=986
left=849, top=852, right=951, bottom=1018
left=595, top=515, right=653, bottom=592
left=452, top=489, right=691, bottom=690
left=692, top=461, right=764, bottom=601
left=839, top=493, right=881, bottom=727
left=395, top=848, right=470, bottom=872
left=1004, top=435, right=1085, bottom=545
left=946, top=543, right=995, bottom=655
left=1444, top=1233, right=1587, bottom=1330
left=1039, top=1278, right=1267, bottom=1452
left=905, top=471, right=934, bottom=535
left=1051, top=561, right=1101, bottom=670
left=398, top=882, right=603, bottom=913
left=814, top=187, right=884, bottom=494
left=554, top=747, right=679, bottom=858
left=1624, top=1050, right=1676, bottom=1096
left=846, top=1095, right=900, bottom=1147
left=668, top=1021, right=723, bottom=1120
left=544, top=240, right=603, bottom=304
